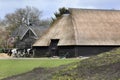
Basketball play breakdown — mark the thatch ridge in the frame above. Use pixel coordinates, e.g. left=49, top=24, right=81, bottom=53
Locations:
left=69, top=8, right=120, bottom=12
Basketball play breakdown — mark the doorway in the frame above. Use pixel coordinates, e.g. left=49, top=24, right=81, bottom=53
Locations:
left=48, top=39, right=59, bottom=57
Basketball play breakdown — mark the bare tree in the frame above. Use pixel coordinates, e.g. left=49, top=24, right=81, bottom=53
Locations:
left=5, top=6, right=43, bottom=31
left=0, top=20, right=8, bottom=48
left=1, top=6, right=51, bottom=49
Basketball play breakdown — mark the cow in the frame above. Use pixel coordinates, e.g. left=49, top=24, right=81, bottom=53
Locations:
left=11, top=48, right=18, bottom=57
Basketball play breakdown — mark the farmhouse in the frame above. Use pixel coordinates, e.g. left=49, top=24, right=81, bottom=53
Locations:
left=33, top=8, right=120, bottom=57
left=11, top=24, right=48, bottom=49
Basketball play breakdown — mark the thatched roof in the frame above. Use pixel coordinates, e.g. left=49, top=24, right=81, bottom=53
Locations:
left=33, top=8, right=120, bottom=46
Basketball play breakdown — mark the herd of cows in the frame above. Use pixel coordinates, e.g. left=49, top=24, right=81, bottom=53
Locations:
left=2, top=48, right=34, bottom=57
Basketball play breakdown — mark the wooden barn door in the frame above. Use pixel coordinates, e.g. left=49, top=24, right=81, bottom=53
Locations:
left=49, top=39, right=59, bottom=57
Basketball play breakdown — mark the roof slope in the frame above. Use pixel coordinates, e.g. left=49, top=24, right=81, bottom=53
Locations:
left=11, top=25, right=48, bottom=40
left=33, top=8, right=120, bottom=46
left=33, top=15, right=75, bottom=46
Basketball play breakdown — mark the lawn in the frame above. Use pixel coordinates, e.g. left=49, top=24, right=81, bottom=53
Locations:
left=0, top=58, right=79, bottom=79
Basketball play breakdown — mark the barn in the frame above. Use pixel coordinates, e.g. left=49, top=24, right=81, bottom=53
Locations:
left=33, top=8, right=120, bottom=57
left=11, top=24, right=48, bottom=49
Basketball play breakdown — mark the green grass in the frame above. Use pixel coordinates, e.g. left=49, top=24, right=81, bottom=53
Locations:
left=52, top=48, right=120, bottom=80
left=0, top=58, right=79, bottom=79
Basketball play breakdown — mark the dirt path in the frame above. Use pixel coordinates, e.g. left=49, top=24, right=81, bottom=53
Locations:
left=2, top=68, right=53, bottom=80
left=2, top=65, right=68, bottom=80
left=2, top=62, right=77, bottom=80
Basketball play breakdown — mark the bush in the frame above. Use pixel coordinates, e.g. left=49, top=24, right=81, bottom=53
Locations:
left=0, top=48, right=3, bottom=53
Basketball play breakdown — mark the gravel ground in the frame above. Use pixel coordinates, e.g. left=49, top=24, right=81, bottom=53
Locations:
left=0, top=53, right=10, bottom=58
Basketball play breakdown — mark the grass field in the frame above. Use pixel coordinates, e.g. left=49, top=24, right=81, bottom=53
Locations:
left=52, top=48, right=120, bottom=80
left=0, top=58, right=80, bottom=79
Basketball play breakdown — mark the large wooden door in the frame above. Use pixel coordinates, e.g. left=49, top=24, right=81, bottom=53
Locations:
left=49, top=39, right=59, bottom=56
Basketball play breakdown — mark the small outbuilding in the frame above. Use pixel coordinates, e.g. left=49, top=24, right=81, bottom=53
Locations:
left=11, top=24, right=48, bottom=49
left=33, top=8, right=120, bottom=57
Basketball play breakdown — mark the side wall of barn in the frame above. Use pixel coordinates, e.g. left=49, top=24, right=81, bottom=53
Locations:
left=32, top=46, right=75, bottom=57
left=75, top=46, right=118, bottom=56
left=58, top=46, right=75, bottom=58
left=33, top=46, right=118, bottom=57
left=32, top=46, right=48, bottom=57
left=58, top=46, right=118, bottom=57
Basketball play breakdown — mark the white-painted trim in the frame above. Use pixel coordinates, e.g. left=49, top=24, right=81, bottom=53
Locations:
left=20, top=27, right=38, bottom=40
left=29, top=27, right=38, bottom=38
left=20, top=28, right=29, bottom=40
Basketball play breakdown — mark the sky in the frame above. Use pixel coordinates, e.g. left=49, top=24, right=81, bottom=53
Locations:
left=0, top=0, right=120, bottom=19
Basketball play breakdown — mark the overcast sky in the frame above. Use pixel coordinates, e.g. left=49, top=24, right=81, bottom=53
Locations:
left=0, top=0, right=120, bottom=19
